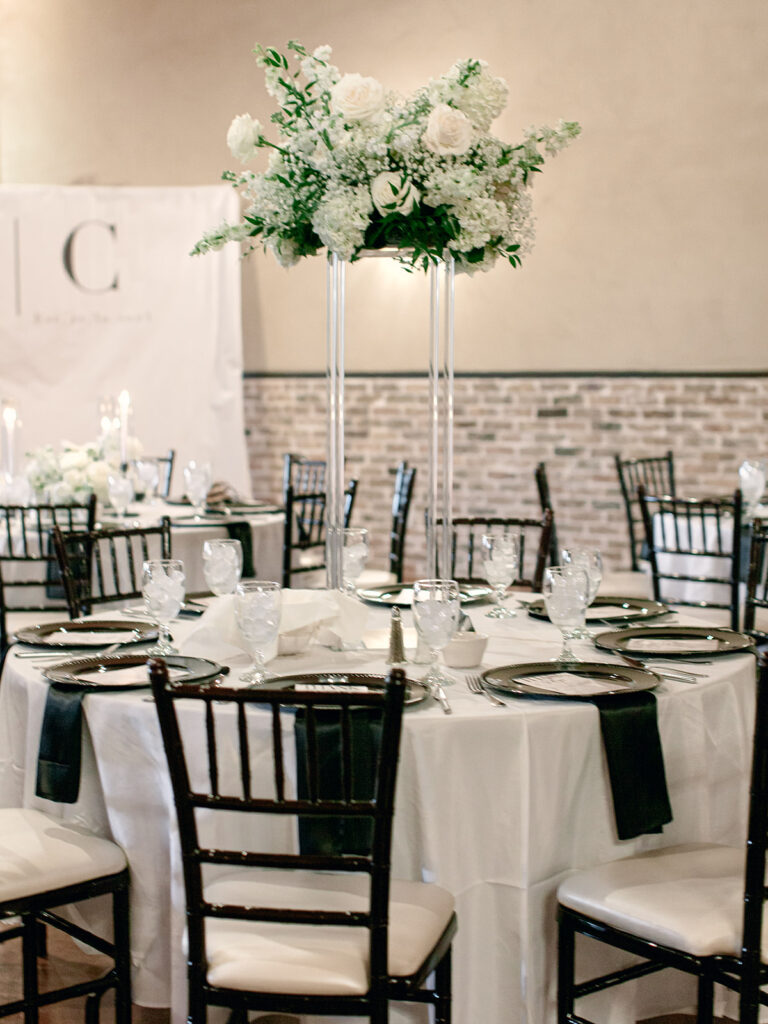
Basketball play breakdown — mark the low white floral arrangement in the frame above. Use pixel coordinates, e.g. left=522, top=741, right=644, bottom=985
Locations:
left=24, top=436, right=142, bottom=505
left=193, top=41, right=580, bottom=273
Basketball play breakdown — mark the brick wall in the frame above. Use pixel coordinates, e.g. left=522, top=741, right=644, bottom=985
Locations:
left=243, top=374, right=766, bottom=580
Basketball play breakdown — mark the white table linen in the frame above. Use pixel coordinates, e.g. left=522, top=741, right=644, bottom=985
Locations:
left=0, top=600, right=756, bottom=1024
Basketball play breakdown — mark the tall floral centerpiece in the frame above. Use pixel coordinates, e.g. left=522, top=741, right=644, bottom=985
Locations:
left=195, top=42, right=580, bottom=584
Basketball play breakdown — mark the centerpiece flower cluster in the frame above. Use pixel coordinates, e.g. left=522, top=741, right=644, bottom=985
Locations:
left=24, top=435, right=142, bottom=504
left=193, top=41, right=580, bottom=273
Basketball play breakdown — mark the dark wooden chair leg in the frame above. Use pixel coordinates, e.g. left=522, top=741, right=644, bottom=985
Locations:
left=21, top=913, right=40, bottom=1024
left=434, top=947, right=452, bottom=1024
left=557, top=911, right=576, bottom=1024
left=696, top=970, right=714, bottom=1024
left=113, top=881, right=133, bottom=1024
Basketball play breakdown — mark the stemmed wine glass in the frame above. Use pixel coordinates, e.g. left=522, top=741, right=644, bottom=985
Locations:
left=183, top=461, right=212, bottom=519
left=107, top=472, right=135, bottom=523
left=342, top=528, right=369, bottom=594
left=481, top=532, right=520, bottom=618
left=542, top=565, right=589, bottom=664
left=234, top=580, right=282, bottom=685
left=133, top=459, right=161, bottom=505
left=202, top=538, right=243, bottom=595
left=561, top=546, right=603, bottom=637
left=411, top=579, right=461, bottom=688
left=142, top=559, right=186, bottom=655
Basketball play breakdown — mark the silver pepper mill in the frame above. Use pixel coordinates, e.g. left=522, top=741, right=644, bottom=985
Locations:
left=386, top=606, right=406, bottom=666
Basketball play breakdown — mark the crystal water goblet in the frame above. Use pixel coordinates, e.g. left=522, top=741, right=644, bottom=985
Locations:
left=481, top=532, right=520, bottom=618
left=107, top=471, right=134, bottom=522
left=133, top=459, right=161, bottom=505
left=234, top=580, right=282, bottom=685
left=142, top=559, right=186, bottom=655
left=542, top=565, right=589, bottom=664
left=561, top=546, right=603, bottom=637
left=183, top=461, right=212, bottom=518
left=342, top=527, right=369, bottom=594
left=202, top=538, right=243, bottom=596
left=411, top=579, right=461, bottom=688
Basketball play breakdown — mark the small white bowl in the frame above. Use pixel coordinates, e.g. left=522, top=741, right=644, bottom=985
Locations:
left=442, top=631, right=489, bottom=669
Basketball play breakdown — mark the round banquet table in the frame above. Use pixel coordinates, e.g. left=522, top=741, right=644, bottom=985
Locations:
left=100, top=498, right=285, bottom=593
left=0, top=597, right=757, bottom=1024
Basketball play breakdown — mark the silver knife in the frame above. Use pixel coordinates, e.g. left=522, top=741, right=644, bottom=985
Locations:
left=432, top=681, right=452, bottom=714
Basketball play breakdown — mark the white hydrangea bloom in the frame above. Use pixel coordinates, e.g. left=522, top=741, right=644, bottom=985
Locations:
left=226, top=114, right=263, bottom=164
left=312, top=185, right=373, bottom=259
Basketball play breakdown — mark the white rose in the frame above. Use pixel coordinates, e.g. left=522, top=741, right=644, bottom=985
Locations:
left=62, top=467, right=87, bottom=492
left=59, top=449, right=90, bottom=472
left=86, top=460, right=112, bottom=502
left=330, top=73, right=385, bottom=122
left=370, top=172, right=420, bottom=216
left=423, top=104, right=473, bottom=157
left=226, top=113, right=263, bottom=163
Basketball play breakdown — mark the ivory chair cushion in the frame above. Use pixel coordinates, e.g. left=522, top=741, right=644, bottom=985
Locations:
left=0, top=808, right=127, bottom=903
left=558, top=843, right=753, bottom=958
left=201, top=869, right=455, bottom=995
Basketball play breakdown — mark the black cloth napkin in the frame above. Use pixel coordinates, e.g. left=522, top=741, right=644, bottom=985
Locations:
left=592, top=691, right=672, bottom=841
left=36, top=686, right=86, bottom=803
left=224, top=521, right=255, bottom=579
left=294, top=708, right=382, bottom=855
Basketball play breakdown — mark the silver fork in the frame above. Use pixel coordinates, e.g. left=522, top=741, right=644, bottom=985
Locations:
left=466, top=674, right=506, bottom=707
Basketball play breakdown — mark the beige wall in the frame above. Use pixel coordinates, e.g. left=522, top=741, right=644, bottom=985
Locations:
left=2, top=0, right=766, bottom=373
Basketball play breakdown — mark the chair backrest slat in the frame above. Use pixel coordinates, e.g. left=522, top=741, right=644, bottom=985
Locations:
left=615, top=451, right=676, bottom=571
left=535, top=461, right=559, bottom=565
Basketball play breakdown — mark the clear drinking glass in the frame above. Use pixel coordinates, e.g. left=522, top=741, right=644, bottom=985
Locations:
left=739, top=460, right=767, bottom=519
left=107, top=472, right=135, bottom=521
left=133, top=459, right=161, bottom=504
left=561, top=546, right=603, bottom=637
left=542, top=565, right=589, bottom=663
left=411, top=578, right=461, bottom=688
left=183, top=460, right=212, bottom=518
left=142, top=559, right=186, bottom=655
left=202, top=538, right=243, bottom=596
left=234, top=580, right=282, bottom=685
left=341, top=527, right=369, bottom=594
left=481, top=532, right=520, bottom=618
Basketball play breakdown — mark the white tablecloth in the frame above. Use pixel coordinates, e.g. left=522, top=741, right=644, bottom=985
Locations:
left=0, top=599, right=756, bottom=1024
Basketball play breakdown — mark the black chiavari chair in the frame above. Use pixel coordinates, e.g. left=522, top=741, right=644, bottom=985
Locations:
left=149, top=660, right=457, bottom=1024
left=639, top=486, right=742, bottom=629
left=282, top=481, right=358, bottom=588
left=558, top=653, right=768, bottom=1024
left=52, top=518, right=172, bottom=618
left=744, top=518, right=768, bottom=646
left=615, top=450, right=676, bottom=571
left=435, top=509, right=554, bottom=592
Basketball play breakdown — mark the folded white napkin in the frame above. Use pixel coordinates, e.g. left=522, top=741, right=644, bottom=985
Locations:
left=180, top=590, right=369, bottom=663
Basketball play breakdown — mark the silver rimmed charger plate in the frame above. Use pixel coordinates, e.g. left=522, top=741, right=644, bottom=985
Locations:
left=481, top=661, right=659, bottom=700
left=14, top=619, right=157, bottom=648
left=525, top=595, right=668, bottom=624
left=358, top=583, right=493, bottom=607
left=265, top=672, right=429, bottom=706
left=593, top=625, right=753, bottom=659
left=43, top=653, right=222, bottom=689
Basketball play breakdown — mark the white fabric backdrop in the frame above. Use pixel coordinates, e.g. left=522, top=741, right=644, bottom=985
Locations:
left=0, top=184, right=249, bottom=494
